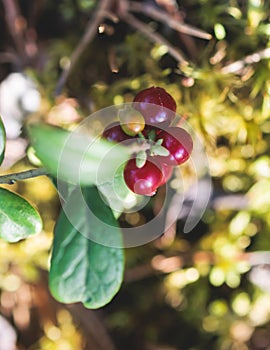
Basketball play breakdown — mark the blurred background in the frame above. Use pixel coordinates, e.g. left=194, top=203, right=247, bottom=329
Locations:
left=0, top=0, right=270, bottom=349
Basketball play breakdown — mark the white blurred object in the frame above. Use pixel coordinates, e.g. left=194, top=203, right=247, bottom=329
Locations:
left=0, top=315, right=17, bottom=350
left=0, top=72, right=41, bottom=139
left=249, top=265, right=270, bottom=293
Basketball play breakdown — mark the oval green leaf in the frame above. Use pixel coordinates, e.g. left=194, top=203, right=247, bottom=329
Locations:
left=0, top=116, right=6, bottom=165
left=97, top=163, right=137, bottom=217
left=49, top=186, right=124, bottom=309
left=27, top=123, right=130, bottom=186
left=0, top=188, right=42, bottom=242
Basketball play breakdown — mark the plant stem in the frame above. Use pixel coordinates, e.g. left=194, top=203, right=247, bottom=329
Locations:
left=0, top=168, right=49, bottom=184
left=121, top=12, right=188, bottom=65
left=55, top=0, right=113, bottom=95
left=128, top=1, right=212, bottom=40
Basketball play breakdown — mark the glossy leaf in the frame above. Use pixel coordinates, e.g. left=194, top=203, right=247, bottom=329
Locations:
left=27, top=123, right=130, bottom=186
left=49, top=186, right=124, bottom=309
left=97, top=163, right=133, bottom=217
left=136, top=151, right=147, bottom=168
left=0, top=116, right=6, bottom=165
left=0, top=188, right=42, bottom=242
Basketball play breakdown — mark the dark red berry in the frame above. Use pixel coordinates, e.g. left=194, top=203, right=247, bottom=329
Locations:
left=133, top=87, right=176, bottom=127
left=159, top=162, right=174, bottom=186
left=124, top=157, right=163, bottom=196
left=156, top=127, right=193, bottom=166
left=102, top=122, right=133, bottom=143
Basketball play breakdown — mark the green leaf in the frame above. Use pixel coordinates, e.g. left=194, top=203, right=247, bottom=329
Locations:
left=0, top=116, right=6, bottom=165
left=148, top=129, right=157, bottom=141
left=0, top=188, right=42, bottom=242
left=49, top=186, right=124, bottom=309
left=97, top=163, right=135, bottom=217
left=155, top=138, right=163, bottom=146
left=151, top=144, right=170, bottom=156
left=27, top=123, right=130, bottom=186
left=214, top=23, right=226, bottom=40
left=136, top=150, right=147, bottom=168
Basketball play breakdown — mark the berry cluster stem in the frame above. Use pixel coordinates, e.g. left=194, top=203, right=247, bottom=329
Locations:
left=128, top=140, right=151, bottom=154
left=0, top=168, right=48, bottom=184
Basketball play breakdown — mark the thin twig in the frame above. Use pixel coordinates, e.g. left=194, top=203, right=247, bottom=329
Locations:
left=156, top=0, right=198, bottom=60
left=67, top=304, right=116, bottom=350
left=128, top=1, right=212, bottom=40
left=120, top=12, right=188, bottom=65
left=0, top=168, right=49, bottom=184
left=221, top=47, right=270, bottom=74
left=55, top=0, right=113, bottom=95
left=2, top=0, right=26, bottom=64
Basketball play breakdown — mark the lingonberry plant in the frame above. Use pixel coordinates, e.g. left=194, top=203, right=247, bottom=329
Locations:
left=103, top=86, right=193, bottom=196
left=0, top=86, right=193, bottom=309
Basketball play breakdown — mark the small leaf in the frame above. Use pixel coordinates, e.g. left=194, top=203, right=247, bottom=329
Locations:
left=97, top=164, right=134, bottom=217
left=49, top=186, right=124, bottom=309
left=136, top=151, right=147, bottom=168
left=214, top=23, right=226, bottom=40
left=0, top=188, right=42, bottom=242
left=27, top=123, right=130, bottom=186
left=0, top=116, right=6, bottom=165
left=148, top=129, right=157, bottom=141
left=151, top=144, right=170, bottom=156
left=155, top=138, right=163, bottom=146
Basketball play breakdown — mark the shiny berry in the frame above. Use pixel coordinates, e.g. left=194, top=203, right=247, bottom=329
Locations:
left=159, top=162, right=174, bottom=186
left=124, top=157, right=163, bottom=196
left=133, top=86, right=176, bottom=127
left=156, top=127, right=193, bottom=166
left=120, top=111, right=145, bottom=136
left=102, top=122, right=132, bottom=143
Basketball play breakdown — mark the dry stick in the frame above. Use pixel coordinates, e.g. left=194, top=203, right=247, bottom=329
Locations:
left=2, top=0, right=26, bottom=62
left=67, top=304, right=116, bottom=350
left=55, top=0, right=113, bottom=95
left=221, top=47, right=270, bottom=74
left=121, top=12, right=188, bottom=65
left=0, top=168, right=49, bottom=184
left=128, top=1, right=212, bottom=40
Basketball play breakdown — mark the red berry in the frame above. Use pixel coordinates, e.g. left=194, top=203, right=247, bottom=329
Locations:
left=102, top=122, right=133, bottom=143
left=159, top=162, right=174, bottom=186
left=124, top=157, right=163, bottom=196
left=133, top=87, right=176, bottom=127
left=156, top=127, right=193, bottom=166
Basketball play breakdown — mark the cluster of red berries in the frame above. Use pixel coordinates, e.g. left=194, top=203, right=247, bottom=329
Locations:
left=102, top=87, right=193, bottom=196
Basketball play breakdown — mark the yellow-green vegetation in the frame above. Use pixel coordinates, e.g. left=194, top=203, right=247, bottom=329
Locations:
left=0, top=0, right=270, bottom=349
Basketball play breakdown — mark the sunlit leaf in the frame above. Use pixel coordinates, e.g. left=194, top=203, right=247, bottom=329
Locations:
left=214, top=23, right=226, bottom=40
left=136, top=151, right=147, bottom=168
left=97, top=163, right=134, bottom=217
left=27, top=123, right=130, bottom=186
left=49, top=186, right=124, bottom=309
left=0, top=188, right=42, bottom=242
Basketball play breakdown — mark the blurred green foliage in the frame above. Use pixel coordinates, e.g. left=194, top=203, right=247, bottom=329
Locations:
left=1, top=0, right=270, bottom=349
